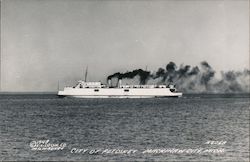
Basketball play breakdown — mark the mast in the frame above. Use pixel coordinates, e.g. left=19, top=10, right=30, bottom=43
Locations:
left=57, top=80, right=59, bottom=91
left=84, top=66, right=88, bottom=82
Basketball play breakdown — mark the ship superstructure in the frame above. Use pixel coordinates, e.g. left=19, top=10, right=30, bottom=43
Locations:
left=58, top=79, right=182, bottom=98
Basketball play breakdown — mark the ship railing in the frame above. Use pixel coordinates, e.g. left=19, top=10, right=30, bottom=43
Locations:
left=119, top=85, right=167, bottom=88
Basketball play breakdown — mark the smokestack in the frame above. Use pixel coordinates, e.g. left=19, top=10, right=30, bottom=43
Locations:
left=118, top=79, right=122, bottom=88
left=108, top=79, right=111, bottom=87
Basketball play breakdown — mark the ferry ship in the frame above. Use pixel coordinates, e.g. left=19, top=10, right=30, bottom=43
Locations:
left=58, top=79, right=182, bottom=98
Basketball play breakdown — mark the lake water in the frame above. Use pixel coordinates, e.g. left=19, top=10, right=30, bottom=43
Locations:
left=0, top=94, right=249, bottom=161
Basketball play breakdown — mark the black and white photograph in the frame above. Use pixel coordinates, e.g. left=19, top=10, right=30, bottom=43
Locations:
left=0, top=0, right=249, bottom=161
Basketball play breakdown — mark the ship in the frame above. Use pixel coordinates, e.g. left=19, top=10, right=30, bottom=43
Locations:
left=58, top=78, right=182, bottom=98
left=58, top=67, right=182, bottom=98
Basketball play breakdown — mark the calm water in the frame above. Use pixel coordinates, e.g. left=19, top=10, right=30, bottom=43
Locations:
left=0, top=94, right=249, bottom=161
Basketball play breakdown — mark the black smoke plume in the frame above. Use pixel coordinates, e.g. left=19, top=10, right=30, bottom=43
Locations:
left=200, top=61, right=215, bottom=87
left=107, top=61, right=250, bottom=93
left=107, top=69, right=150, bottom=85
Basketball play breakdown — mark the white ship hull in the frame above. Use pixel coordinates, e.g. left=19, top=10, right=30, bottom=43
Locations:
left=58, top=87, right=182, bottom=98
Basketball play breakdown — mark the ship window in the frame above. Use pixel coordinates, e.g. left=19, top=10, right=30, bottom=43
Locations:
left=124, top=89, right=129, bottom=92
left=94, top=89, right=99, bottom=92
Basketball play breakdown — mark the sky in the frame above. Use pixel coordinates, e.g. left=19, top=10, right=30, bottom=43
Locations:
left=1, top=0, right=249, bottom=92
